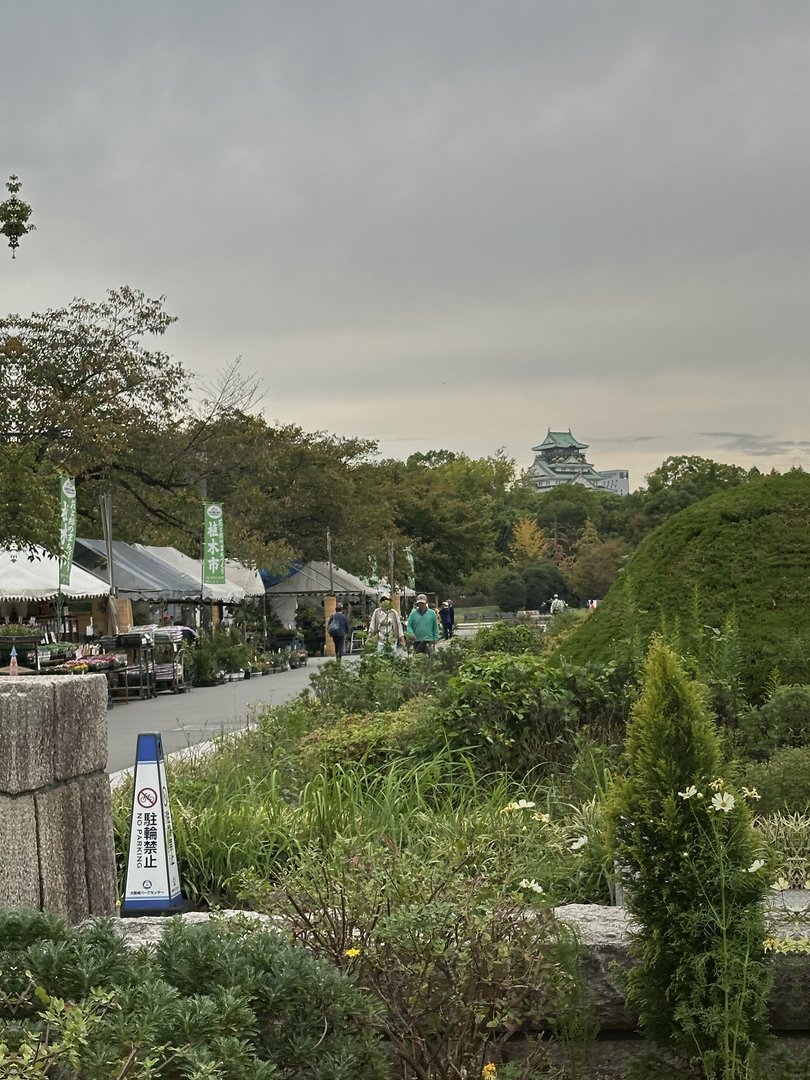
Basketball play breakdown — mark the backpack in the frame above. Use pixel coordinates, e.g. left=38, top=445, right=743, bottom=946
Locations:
left=327, top=614, right=341, bottom=635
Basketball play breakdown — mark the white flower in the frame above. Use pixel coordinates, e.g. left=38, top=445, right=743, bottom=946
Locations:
left=532, top=812, right=550, bottom=823
left=570, top=835, right=588, bottom=851
left=741, top=787, right=761, bottom=800
left=711, top=792, right=735, bottom=813
left=519, top=878, right=544, bottom=894
left=771, top=877, right=791, bottom=892
left=710, top=777, right=725, bottom=791
left=501, top=799, right=536, bottom=813
left=678, top=785, right=698, bottom=799
left=746, top=859, right=766, bottom=874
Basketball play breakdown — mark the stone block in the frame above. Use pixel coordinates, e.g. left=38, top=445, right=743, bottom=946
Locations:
left=0, top=680, right=55, bottom=794
left=36, top=782, right=90, bottom=924
left=80, top=772, right=118, bottom=915
left=556, top=902, right=810, bottom=1033
left=52, top=674, right=108, bottom=781
left=0, top=793, right=39, bottom=909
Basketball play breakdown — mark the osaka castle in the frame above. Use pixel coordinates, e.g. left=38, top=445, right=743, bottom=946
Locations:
left=528, top=429, right=629, bottom=495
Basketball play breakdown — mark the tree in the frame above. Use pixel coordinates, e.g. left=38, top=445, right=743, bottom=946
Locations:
left=492, top=571, right=527, bottom=612
left=0, top=287, right=188, bottom=554
left=508, top=517, right=547, bottom=564
left=638, top=455, right=752, bottom=532
left=565, top=538, right=630, bottom=600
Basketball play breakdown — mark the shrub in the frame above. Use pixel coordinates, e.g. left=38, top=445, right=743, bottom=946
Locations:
left=492, top=570, right=528, bottom=611
left=0, top=909, right=387, bottom=1079
left=739, top=683, right=810, bottom=759
left=472, top=620, right=543, bottom=655
left=298, top=695, right=441, bottom=772
left=742, top=745, right=810, bottom=815
left=443, top=652, right=577, bottom=776
left=244, top=838, right=588, bottom=1079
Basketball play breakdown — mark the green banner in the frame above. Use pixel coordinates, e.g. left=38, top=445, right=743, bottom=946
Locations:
left=202, top=502, right=226, bottom=585
left=58, top=476, right=77, bottom=587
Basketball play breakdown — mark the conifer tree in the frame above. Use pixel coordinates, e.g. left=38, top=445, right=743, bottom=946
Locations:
left=609, top=639, right=771, bottom=1079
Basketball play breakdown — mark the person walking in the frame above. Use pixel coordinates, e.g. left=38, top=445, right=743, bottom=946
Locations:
left=439, top=600, right=455, bottom=640
left=368, top=593, right=406, bottom=652
left=327, top=603, right=350, bottom=661
left=550, top=594, right=567, bottom=615
left=406, top=593, right=440, bottom=655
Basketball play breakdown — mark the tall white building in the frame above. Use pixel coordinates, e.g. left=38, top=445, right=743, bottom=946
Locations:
left=529, top=430, right=629, bottom=496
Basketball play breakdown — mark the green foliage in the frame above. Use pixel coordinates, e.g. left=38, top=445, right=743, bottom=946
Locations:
left=298, top=696, right=441, bottom=771
left=0, top=909, right=386, bottom=1079
left=558, top=470, right=810, bottom=701
left=243, top=836, right=589, bottom=1079
left=187, top=626, right=251, bottom=684
left=493, top=569, right=528, bottom=611
left=443, top=652, right=578, bottom=776
left=471, top=620, right=544, bottom=655
left=742, top=747, right=810, bottom=815
left=739, top=684, right=810, bottom=759
left=609, top=640, right=771, bottom=1078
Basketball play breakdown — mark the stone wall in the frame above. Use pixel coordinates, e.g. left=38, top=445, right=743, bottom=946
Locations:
left=0, top=674, right=117, bottom=923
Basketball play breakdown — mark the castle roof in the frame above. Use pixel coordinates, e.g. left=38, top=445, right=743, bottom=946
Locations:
left=531, top=428, right=588, bottom=453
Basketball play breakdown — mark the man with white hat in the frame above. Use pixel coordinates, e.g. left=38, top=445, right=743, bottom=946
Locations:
left=406, top=594, right=440, bottom=655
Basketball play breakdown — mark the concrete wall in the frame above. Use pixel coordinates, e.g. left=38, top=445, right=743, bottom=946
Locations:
left=0, top=675, right=117, bottom=923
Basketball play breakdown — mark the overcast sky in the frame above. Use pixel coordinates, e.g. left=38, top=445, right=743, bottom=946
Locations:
left=4, top=1, right=810, bottom=490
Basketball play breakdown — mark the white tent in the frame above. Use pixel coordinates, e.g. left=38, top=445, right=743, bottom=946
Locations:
left=134, top=545, right=246, bottom=604
left=0, top=548, right=108, bottom=601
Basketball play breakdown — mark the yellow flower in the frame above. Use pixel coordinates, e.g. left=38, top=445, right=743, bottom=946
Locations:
left=762, top=937, right=777, bottom=953
left=532, top=812, right=550, bottom=823
left=710, top=777, right=725, bottom=791
left=344, top=947, right=361, bottom=958
left=741, top=786, right=761, bottom=800
left=482, top=1065, right=498, bottom=1079
left=770, top=877, right=791, bottom=892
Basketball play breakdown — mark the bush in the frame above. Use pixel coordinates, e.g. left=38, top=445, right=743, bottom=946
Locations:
left=492, top=570, right=528, bottom=611
left=472, top=620, right=543, bottom=654
left=742, top=745, right=810, bottom=815
left=443, top=652, right=577, bottom=776
left=0, top=909, right=387, bottom=1079
left=244, top=838, right=588, bottom=1079
left=739, top=683, right=810, bottom=758
left=298, top=696, right=442, bottom=771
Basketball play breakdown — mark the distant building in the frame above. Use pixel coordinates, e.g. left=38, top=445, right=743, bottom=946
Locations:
left=529, top=429, right=629, bottom=496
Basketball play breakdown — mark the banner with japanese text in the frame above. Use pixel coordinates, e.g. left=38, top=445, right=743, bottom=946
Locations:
left=202, top=502, right=226, bottom=584
left=58, top=476, right=77, bottom=587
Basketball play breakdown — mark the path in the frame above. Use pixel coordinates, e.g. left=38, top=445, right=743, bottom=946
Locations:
left=107, top=657, right=331, bottom=774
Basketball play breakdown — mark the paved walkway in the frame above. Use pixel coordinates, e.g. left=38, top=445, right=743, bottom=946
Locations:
left=107, top=657, right=331, bottom=774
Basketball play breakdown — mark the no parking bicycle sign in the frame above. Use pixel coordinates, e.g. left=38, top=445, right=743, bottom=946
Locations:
left=121, top=732, right=183, bottom=916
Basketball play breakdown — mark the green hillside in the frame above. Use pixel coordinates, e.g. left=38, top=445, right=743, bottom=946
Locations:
left=556, top=469, right=810, bottom=699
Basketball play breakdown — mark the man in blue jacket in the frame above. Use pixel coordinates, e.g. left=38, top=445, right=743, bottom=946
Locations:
left=327, top=603, right=350, bottom=661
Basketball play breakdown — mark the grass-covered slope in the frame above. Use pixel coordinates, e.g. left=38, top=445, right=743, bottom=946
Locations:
left=556, top=469, right=810, bottom=698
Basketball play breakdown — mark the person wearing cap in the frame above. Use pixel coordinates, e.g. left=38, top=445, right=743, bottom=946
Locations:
left=439, top=600, right=455, bottom=640
left=368, top=593, right=405, bottom=652
left=406, top=594, right=440, bottom=654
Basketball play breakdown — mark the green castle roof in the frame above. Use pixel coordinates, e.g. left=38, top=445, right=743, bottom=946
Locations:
left=531, top=429, right=588, bottom=453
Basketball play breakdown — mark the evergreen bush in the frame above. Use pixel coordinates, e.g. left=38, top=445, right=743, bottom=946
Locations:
left=609, top=640, right=772, bottom=1079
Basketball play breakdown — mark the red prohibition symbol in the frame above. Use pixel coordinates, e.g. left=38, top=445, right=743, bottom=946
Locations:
left=137, top=787, right=158, bottom=808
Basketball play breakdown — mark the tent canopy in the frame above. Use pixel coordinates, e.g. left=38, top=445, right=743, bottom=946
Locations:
left=0, top=548, right=108, bottom=601
left=75, top=539, right=205, bottom=602
left=262, top=560, right=379, bottom=599
left=136, top=545, right=247, bottom=604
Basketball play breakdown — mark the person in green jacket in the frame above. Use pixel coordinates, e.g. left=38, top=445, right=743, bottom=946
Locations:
left=406, top=593, right=440, bottom=655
